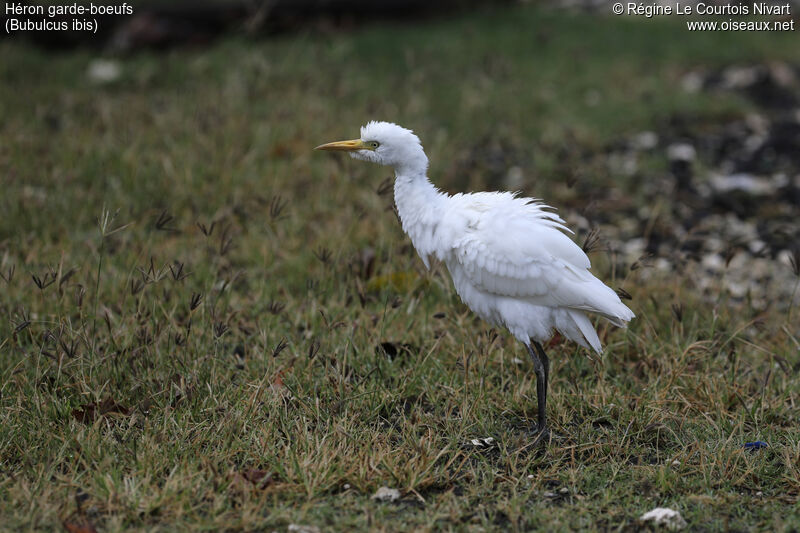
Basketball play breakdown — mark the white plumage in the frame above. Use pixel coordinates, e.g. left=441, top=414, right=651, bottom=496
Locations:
left=316, top=121, right=634, bottom=444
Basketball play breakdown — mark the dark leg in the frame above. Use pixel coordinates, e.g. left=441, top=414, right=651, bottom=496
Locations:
left=534, top=341, right=550, bottom=396
left=525, top=342, right=551, bottom=446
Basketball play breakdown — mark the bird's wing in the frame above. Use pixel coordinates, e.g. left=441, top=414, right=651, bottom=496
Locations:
left=448, top=194, right=626, bottom=317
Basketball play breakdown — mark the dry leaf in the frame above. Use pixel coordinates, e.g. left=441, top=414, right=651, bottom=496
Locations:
left=63, top=518, right=98, bottom=533
left=72, top=397, right=130, bottom=424
left=242, top=469, right=274, bottom=489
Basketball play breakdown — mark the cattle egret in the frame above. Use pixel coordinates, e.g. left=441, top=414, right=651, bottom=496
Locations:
left=316, top=121, right=634, bottom=445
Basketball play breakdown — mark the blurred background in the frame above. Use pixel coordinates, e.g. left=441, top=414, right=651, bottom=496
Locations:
left=2, top=2, right=800, bottom=530
left=2, top=0, right=799, bottom=310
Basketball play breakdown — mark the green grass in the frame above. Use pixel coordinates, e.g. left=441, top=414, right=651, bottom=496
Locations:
left=1, top=5, right=799, bottom=531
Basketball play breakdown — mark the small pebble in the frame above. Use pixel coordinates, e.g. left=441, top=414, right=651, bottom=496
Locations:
left=640, top=507, right=687, bottom=531
left=667, top=143, right=696, bottom=162
left=288, top=525, right=321, bottom=533
left=371, top=486, right=400, bottom=502
left=681, top=71, right=704, bottom=93
left=87, top=59, right=121, bottom=83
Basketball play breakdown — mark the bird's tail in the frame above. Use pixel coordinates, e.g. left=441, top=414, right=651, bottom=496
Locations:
left=568, top=310, right=603, bottom=355
left=571, top=276, right=635, bottom=329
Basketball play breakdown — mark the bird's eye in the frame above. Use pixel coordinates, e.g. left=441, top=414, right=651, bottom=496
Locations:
left=368, top=141, right=380, bottom=149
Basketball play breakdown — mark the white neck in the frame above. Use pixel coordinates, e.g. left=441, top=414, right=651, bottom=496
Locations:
left=393, top=169, right=447, bottom=268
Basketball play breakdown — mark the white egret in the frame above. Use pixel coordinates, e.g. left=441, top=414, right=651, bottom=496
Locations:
left=316, top=121, right=634, bottom=445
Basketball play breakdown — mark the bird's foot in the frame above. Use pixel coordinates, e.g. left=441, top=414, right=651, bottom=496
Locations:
left=526, top=425, right=551, bottom=447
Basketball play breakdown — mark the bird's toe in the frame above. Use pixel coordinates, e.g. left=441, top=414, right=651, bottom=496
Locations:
left=526, top=425, right=551, bottom=447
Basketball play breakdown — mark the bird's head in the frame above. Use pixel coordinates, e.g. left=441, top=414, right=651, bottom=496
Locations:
left=315, top=121, right=428, bottom=175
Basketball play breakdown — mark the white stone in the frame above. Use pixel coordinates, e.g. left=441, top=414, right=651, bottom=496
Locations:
left=681, top=71, right=704, bottom=93
left=725, top=281, right=748, bottom=298
left=667, top=143, right=696, bottom=162
left=748, top=240, right=766, bottom=255
left=371, top=486, right=400, bottom=502
left=288, top=525, right=321, bottom=533
left=701, top=254, right=724, bottom=271
left=709, top=173, right=776, bottom=195
left=640, top=507, right=687, bottom=530
left=744, top=113, right=769, bottom=135
left=631, top=131, right=659, bottom=150
left=743, top=134, right=766, bottom=153
left=768, top=62, right=795, bottom=87
left=654, top=258, right=672, bottom=271
left=777, top=249, right=794, bottom=267
left=721, top=66, right=760, bottom=89
left=771, top=173, right=789, bottom=188
left=724, top=215, right=758, bottom=240
left=623, top=238, right=647, bottom=258
left=87, top=59, right=121, bottom=83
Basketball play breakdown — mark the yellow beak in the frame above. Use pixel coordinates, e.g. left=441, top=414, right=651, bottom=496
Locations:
left=314, top=139, right=366, bottom=152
